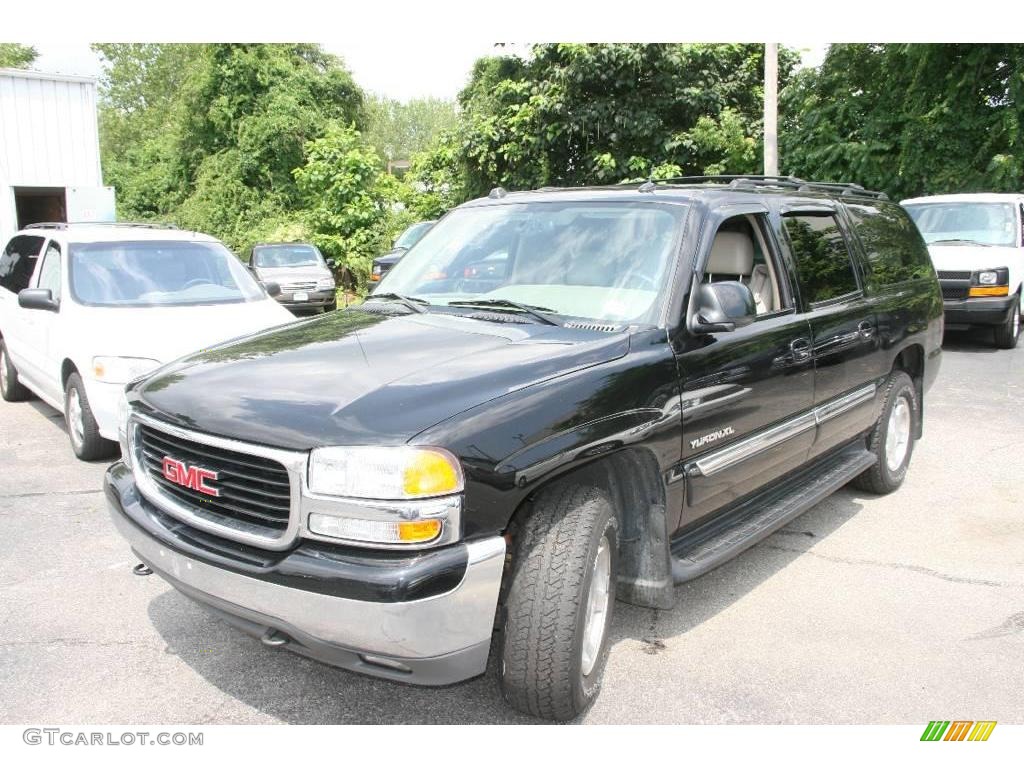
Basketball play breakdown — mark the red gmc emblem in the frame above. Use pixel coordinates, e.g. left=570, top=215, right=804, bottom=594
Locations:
left=162, top=457, right=220, bottom=497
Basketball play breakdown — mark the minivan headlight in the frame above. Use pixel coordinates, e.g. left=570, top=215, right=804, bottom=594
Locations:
left=93, top=356, right=160, bottom=384
left=308, top=446, right=463, bottom=500
left=316, top=277, right=336, bottom=290
left=117, top=389, right=132, bottom=468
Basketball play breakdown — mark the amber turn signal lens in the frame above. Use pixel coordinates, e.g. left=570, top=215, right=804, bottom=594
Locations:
left=968, top=285, right=1009, bottom=297
left=398, top=519, right=443, bottom=542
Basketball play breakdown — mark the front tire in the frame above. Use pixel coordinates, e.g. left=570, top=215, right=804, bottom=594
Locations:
left=64, top=373, right=116, bottom=461
left=500, top=484, right=619, bottom=721
left=0, top=340, right=31, bottom=402
left=993, top=294, right=1021, bottom=349
left=852, top=370, right=918, bottom=494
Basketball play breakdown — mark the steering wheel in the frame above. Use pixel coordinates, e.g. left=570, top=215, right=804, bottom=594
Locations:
left=182, top=278, right=214, bottom=290
left=621, top=273, right=658, bottom=291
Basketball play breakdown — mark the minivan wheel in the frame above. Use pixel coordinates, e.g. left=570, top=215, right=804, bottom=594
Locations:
left=0, top=341, right=31, bottom=402
left=852, top=370, right=918, bottom=495
left=500, top=484, right=619, bottom=721
left=993, top=295, right=1020, bottom=349
left=64, top=373, right=116, bottom=461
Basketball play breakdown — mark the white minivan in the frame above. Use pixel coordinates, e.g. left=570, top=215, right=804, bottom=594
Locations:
left=0, top=223, right=294, bottom=459
left=902, top=193, right=1024, bottom=349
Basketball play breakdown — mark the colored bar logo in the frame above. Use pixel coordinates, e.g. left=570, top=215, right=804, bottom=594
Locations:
left=921, top=721, right=997, bottom=741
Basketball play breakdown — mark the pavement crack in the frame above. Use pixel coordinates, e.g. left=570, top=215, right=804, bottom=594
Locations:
left=764, top=544, right=1023, bottom=588
left=0, top=488, right=102, bottom=499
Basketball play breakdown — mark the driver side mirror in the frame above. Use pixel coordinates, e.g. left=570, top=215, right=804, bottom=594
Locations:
left=19, top=288, right=59, bottom=312
left=689, top=281, right=756, bottom=334
left=263, top=281, right=281, bottom=298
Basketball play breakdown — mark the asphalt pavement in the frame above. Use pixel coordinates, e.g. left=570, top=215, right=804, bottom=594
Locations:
left=1, top=326, right=1021, bottom=724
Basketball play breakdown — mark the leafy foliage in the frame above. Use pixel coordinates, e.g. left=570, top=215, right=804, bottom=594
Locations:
left=780, top=44, right=1024, bottom=199
left=0, top=44, right=37, bottom=68
left=364, top=96, right=458, bottom=164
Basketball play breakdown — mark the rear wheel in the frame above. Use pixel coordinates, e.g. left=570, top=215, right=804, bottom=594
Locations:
left=993, top=294, right=1020, bottom=349
left=500, top=484, right=619, bottom=721
left=64, top=373, right=116, bottom=461
left=0, top=340, right=31, bottom=402
left=852, top=370, right=918, bottom=494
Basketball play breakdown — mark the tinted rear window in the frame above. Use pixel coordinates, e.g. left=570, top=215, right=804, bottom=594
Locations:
left=845, top=202, right=934, bottom=288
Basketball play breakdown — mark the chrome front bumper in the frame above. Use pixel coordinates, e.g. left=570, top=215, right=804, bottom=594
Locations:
left=106, top=470, right=505, bottom=686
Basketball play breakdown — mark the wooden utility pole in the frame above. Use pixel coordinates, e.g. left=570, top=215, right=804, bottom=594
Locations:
left=764, top=43, right=779, bottom=176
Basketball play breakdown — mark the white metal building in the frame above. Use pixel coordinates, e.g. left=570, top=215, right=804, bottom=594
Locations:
left=0, top=68, right=115, bottom=243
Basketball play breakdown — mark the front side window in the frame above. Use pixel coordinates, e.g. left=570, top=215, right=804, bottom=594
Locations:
left=783, top=213, right=860, bottom=305
left=903, top=202, right=1018, bottom=248
left=380, top=202, right=687, bottom=323
left=252, top=244, right=324, bottom=268
left=69, top=240, right=266, bottom=307
left=36, top=241, right=62, bottom=302
left=394, top=222, right=434, bottom=250
left=0, top=235, right=45, bottom=294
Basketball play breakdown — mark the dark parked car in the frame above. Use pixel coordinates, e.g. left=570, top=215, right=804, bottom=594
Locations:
left=106, top=177, right=942, bottom=720
left=370, top=220, right=435, bottom=282
left=249, top=242, right=336, bottom=312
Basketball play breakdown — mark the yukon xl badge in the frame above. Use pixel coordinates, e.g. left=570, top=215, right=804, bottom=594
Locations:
left=690, top=426, right=735, bottom=450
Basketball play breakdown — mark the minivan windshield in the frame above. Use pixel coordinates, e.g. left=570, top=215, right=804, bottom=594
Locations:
left=69, top=240, right=267, bottom=307
left=394, top=221, right=434, bottom=250
left=378, top=202, right=686, bottom=324
left=904, top=202, right=1019, bottom=248
left=252, top=244, right=324, bottom=268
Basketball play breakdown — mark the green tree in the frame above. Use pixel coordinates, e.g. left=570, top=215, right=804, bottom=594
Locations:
left=451, top=43, right=799, bottom=198
left=294, top=123, right=403, bottom=289
left=0, top=44, right=37, bottom=68
left=364, top=95, right=458, bottom=165
left=780, top=44, right=1024, bottom=199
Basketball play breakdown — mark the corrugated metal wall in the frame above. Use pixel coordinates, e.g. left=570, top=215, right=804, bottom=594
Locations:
left=0, top=70, right=103, bottom=188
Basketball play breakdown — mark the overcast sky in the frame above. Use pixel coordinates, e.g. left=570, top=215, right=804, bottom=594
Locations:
left=32, top=43, right=827, bottom=102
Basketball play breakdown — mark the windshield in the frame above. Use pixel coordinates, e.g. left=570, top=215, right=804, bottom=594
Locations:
left=378, top=202, right=686, bottom=324
left=69, top=240, right=267, bottom=307
left=394, top=221, right=434, bottom=250
left=904, top=202, right=1019, bottom=247
left=252, top=244, right=324, bottom=268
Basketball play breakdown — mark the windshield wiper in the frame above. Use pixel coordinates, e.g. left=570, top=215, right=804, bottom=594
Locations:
left=364, top=292, right=429, bottom=313
left=446, top=298, right=563, bottom=326
left=929, top=238, right=993, bottom=247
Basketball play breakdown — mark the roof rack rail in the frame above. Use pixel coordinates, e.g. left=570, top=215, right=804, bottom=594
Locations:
left=23, top=222, right=68, bottom=230
left=644, top=175, right=889, bottom=200
left=24, top=221, right=180, bottom=231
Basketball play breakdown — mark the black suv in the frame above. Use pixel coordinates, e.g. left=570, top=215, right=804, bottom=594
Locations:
left=105, top=176, right=942, bottom=720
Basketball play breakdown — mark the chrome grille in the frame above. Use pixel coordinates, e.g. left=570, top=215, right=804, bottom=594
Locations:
left=133, top=419, right=301, bottom=546
left=281, top=281, right=317, bottom=292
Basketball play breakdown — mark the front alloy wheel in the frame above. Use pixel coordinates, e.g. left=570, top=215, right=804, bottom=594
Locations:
left=500, top=484, right=619, bottom=721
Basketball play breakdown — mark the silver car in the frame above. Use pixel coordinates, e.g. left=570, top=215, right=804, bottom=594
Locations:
left=249, top=243, right=337, bottom=312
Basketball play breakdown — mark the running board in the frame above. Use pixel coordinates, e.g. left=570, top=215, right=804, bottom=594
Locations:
left=670, top=444, right=877, bottom=584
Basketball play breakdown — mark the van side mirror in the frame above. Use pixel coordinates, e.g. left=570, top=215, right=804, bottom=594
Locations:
left=689, top=281, right=756, bottom=334
left=18, top=288, right=59, bottom=312
left=263, top=281, right=281, bottom=298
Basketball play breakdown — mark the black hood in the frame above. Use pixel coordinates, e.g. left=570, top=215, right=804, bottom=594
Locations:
left=134, top=309, right=630, bottom=450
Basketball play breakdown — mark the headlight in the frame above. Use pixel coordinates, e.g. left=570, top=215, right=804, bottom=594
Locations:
left=969, top=267, right=1010, bottom=297
left=978, top=271, right=998, bottom=285
left=116, top=389, right=132, bottom=468
left=316, top=277, right=336, bottom=290
left=308, top=446, right=463, bottom=500
left=92, top=356, right=160, bottom=384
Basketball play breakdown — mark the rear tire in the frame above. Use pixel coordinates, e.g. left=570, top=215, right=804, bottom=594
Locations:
left=500, top=484, right=619, bottom=721
left=993, top=294, right=1020, bottom=349
left=64, top=373, right=117, bottom=461
left=852, top=370, right=918, bottom=495
left=0, top=340, right=31, bottom=402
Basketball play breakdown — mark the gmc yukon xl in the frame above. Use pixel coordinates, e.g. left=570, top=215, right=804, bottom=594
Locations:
left=105, top=176, right=943, bottom=720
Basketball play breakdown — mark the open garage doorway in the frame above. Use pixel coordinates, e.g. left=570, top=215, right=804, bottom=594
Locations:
left=14, top=186, right=66, bottom=229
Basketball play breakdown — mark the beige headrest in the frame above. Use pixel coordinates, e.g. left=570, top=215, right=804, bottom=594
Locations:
left=707, top=231, right=754, bottom=275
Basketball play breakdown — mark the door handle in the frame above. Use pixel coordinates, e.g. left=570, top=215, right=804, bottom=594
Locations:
left=790, top=337, right=812, bottom=361
left=858, top=320, right=875, bottom=340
